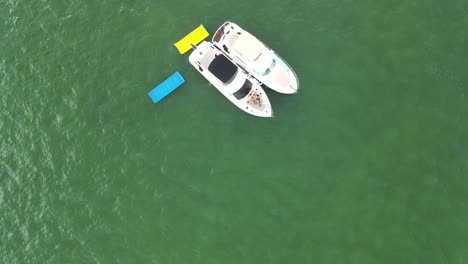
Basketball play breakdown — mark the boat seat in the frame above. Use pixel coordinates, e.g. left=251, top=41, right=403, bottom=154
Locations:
left=208, top=54, right=238, bottom=84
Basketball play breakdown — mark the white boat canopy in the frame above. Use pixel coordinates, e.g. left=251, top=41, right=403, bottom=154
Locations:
left=229, top=32, right=265, bottom=61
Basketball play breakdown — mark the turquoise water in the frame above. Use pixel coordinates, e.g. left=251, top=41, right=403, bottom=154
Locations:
left=1, top=0, right=468, bottom=263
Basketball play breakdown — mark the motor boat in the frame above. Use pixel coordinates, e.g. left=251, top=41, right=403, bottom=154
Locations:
left=212, top=21, right=299, bottom=94
left=188, top=41, right=273, bottom=117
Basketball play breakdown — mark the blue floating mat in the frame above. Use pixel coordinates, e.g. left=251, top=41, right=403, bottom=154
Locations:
left=148, top=71, right=185, bottom=103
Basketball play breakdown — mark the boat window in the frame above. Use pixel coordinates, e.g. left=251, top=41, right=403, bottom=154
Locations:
left=208, top=54, right=238, bottom=84
left=262, top=59, right=276, bottom=76
left=233, top=79, right=253, bottom=99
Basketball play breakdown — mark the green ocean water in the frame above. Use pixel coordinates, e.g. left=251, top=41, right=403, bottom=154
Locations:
left=1, top=0, right=468, bottom=263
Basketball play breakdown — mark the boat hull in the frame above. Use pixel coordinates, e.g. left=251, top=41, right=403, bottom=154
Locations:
left=188, top=41, right=273, bottom=118
left=213, top=21, right=300, bottom=94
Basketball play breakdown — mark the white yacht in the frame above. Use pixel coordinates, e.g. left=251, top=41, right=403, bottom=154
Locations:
left=188, top=41, right=273, bottom=117
left=213, top=21, right=299, bottom=94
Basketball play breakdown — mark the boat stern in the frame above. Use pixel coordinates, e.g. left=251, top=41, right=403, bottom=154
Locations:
left=212, top=21, right=233, bottom=44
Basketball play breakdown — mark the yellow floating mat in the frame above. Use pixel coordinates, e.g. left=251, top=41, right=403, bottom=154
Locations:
left=174, top=25, right=209, bottom=54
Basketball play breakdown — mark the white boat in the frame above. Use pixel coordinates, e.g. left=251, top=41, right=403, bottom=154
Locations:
left=189, top=41, right=273, bottom=117
left=213, top=21, right=299, bottom=94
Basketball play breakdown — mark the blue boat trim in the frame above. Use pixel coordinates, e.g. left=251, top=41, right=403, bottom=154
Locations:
left=148, top=71, right=185, bottom=103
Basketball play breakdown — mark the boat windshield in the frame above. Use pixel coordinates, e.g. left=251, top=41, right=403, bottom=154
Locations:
left=261, top=59, right=276, bottom=76
left=233, top=79, right=253, bottom=99
left=208, top=54, right=238, bottom=84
